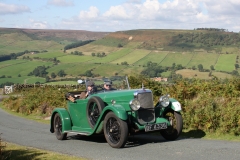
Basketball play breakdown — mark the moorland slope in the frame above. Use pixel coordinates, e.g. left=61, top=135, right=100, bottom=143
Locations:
left=0, top=28, right=239, bottom=84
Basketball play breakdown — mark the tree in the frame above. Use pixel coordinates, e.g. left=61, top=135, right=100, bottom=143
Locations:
left=232, top=70, right=239, bottom=76
left=210, top=65, right=215, bottom=70
left=91, top=53, right=96, bottom=56
left=45, top=76, right=50, bottom=82
left=51, top=72, right=56, bottom=78
left=85, top=70, right=93, bottom=77
left=198, top=64, right=204, bottom=72
left=118, top=43, right=123, bottom=48
left=57, top=70, right=66, bottom=77
left=235, top=64, right=239, bottom=69
left=192, top=66, right=196, bottom=70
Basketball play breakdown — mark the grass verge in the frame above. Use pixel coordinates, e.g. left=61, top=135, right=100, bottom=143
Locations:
left=0, top=102, right=50, bottom=124
left=0, top=142, right=86, bottom=160
left=181, top=129, right=240, bottom=142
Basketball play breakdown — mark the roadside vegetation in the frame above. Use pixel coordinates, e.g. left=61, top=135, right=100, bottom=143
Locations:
left=0, top=134, right=85, bottom=160
left=2, top=75, right=240, bottom=138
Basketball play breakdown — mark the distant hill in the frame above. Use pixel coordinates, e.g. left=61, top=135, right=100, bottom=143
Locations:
left=97, top=29, right=240, bottom=52
left=0, top=27, right=109, bottom=42
left=0, top=28, right=239, bottom=84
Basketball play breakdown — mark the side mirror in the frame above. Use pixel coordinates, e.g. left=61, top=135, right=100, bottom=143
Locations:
left=77, top=80, right=84, bottom=84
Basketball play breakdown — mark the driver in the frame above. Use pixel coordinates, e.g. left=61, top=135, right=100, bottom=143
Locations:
left=103, top=80, right=116, bottom=91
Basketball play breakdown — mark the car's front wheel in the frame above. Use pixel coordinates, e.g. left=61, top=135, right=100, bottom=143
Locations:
left=87, top=96, right=105, bottom=128
left=160, top=110, right=183, bottom=140
left=54, top=113, right=67, bottom=140
left=103, top=112, right=128, bottom=148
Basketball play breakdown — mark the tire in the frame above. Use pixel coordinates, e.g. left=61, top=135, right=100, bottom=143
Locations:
left=54, top=113, right=67, bottom=140
left=160, top=110, right=183, bottom=141
left=87, top=96, right=105, bottom=128
left=103, top=112, right=128, bottom=148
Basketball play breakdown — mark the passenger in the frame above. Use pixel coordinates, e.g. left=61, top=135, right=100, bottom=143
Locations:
left=103, top=80, right=116, bottom=91
left=85, top=81, right=96, bottom=97
left=67, top=81, right=95, bottom=102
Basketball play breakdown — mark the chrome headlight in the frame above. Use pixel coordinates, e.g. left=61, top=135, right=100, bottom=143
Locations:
left=129, top=99, right=140, bottom=111
left=159, top=94, right=170, bottom=107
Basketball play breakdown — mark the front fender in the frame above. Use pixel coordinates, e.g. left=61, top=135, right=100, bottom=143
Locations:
left=50, top=108, right=72, bottom=133
left=169, top=98, right=182, bottom=112
left=101, top=105, right=128, bottom=120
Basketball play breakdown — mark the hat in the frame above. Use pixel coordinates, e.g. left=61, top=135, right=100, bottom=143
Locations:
left=86, top=81, right=95, bottom=86
left=104, top=81, right=112, bottom=85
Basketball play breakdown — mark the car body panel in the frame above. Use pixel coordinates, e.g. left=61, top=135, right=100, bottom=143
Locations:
left=50, top=108, right=72, bottom=133
left=50, top=84, right=183, bottom=144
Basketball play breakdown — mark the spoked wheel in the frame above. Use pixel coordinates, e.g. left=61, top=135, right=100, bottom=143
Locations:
left=104, top=112, right=128, bottom=148
left=54, top=113, right=67, bottom=140
left=160, top=110, right=183, bottom=140
left=87, top=97, right=105, bottom=128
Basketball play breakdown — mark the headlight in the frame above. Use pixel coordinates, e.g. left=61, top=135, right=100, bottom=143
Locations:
left=159, top=94, right=170, bottom=107
left=129, top=99, right=140, bottom=111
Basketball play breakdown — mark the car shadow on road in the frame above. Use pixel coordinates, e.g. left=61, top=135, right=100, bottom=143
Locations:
left=181, top=129, right=206, bottom=139
left=68, top=134, right=106, bottom=143
left=67, top=132, right=189, bottom=148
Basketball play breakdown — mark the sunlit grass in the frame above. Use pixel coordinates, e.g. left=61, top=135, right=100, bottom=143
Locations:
left=1, top=142, right=86, bottom=160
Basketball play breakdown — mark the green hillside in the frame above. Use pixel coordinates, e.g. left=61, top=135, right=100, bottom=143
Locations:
left=0, top=28, right=240, bottom=84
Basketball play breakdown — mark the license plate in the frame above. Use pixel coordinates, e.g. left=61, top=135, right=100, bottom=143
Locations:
left=145, top=122, right=167, bottom=132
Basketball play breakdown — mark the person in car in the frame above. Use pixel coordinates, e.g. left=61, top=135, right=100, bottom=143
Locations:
left=103, top=80, right=116, bottom=91
left=85, top=81, right=96, bottom=97
left=67, top=81, right=96, bottom=102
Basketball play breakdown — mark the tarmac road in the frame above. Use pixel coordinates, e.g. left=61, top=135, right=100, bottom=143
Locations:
left=0, top=97, right=240, bottom=160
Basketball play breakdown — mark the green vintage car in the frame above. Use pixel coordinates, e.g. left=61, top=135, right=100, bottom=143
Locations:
left=50, top=79, right=183, bottom=148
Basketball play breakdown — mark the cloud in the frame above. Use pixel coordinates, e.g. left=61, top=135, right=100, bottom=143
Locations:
left=0, top=2, right=30, bottom=15
left=79, top=6, right=100, bottom=20
left=103, top=5, right=131, bottom=20
left=47, top=0, right=74, bottom=7
left=28, top=19, right=50, bottom=29
left=60, top=0, right=240, bottom=32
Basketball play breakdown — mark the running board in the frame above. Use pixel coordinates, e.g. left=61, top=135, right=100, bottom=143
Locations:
left=63, top=130, right=91, bottom=136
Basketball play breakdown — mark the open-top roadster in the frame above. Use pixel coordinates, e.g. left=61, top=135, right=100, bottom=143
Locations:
left=50, top=78, right=183, bottom=148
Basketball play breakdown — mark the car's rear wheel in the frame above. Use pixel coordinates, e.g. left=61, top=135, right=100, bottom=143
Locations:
left=103, top=112, right=128, bottom=148
left=87, top=96, right=105, bottom=128
left=54, top=113, right=67, bottom=140
left=160, top=110, right=183, bottom=140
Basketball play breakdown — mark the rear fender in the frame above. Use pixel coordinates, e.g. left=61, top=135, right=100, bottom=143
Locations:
left=50, top=108, right=72, bottom=133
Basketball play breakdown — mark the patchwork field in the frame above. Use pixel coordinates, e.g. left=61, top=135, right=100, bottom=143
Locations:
left=214, top=54, right=237, bottom=72
left=0, top=60, right=53, bottom=78
left=110, top=49, right=150, bottom=64
left=176, top=69, right=232, bottom=79
left=159, top=52, right=193, bottom=67
left=186, top=52, right=220, bottom=69
left=0, top=28, right=240, bottom=84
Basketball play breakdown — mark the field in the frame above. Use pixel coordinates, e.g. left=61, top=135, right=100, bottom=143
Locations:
left=186, top=52, right=220, bottom=69
left=176, top=69, right=232, bottom=79
left=159, top=52, right=193, bottom=67
left=111, top=49, right=150, bottom=65
left=0, top=28, right=239, bottom=84
left=215, top=54, right=237, bottom=72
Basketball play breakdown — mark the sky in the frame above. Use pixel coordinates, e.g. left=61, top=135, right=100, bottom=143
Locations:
left=0, top=0, right=240, bottom=32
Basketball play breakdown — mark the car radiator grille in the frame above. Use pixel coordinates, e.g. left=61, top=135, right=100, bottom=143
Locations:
left=137, top=92, right=155, bottom=124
